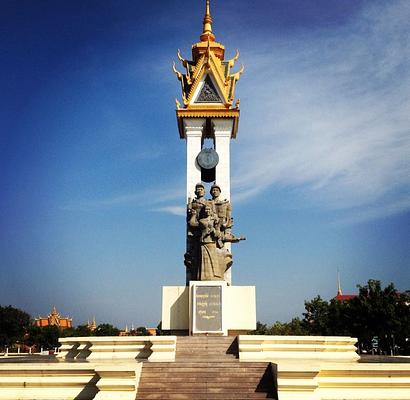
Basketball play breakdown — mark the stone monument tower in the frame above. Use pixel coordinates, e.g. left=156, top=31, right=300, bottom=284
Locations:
left=173, top=0, right=244, bottom=285
left=162, top=0, right=255, bottom=335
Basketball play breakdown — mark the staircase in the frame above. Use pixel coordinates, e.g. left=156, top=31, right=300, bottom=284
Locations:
left=136, top=336, right=277, bottom=399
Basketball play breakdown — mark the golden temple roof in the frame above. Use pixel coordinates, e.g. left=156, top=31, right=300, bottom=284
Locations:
left=173, top=0, right=243, bottom=112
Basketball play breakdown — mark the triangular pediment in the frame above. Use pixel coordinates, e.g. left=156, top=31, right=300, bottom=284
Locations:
left=195, top=75, right=222, bottom=103
left=191, top=73, right=224, bottom=105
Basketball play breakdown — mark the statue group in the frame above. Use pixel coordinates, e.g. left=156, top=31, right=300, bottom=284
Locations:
left=184, top=183, right=245, bottom=283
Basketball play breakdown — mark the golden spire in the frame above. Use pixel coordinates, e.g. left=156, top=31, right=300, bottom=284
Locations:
left=337, top=270, right=343, bottom=296
left=200, top=0, right=215, bottom=42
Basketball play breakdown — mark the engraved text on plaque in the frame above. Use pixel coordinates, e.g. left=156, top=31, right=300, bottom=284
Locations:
left=195, top=285, right=222, bottom=332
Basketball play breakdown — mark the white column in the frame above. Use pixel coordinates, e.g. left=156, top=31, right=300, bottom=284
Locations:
left=213, top=119, right=234, bottom=285
left=184, top=118, right=205, bottom=201
left=213, top=119, right=233, bottom=200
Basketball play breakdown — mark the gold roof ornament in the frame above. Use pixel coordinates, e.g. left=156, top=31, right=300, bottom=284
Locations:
left=173, top=0, right=243, bottom=138
left=200, top=0, right=215, bottom=43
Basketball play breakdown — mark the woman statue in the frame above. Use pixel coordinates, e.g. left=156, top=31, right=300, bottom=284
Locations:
left=197, top=204, right=227, bottom=280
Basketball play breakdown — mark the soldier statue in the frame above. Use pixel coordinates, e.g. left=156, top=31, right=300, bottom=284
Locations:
left=185, top=183, right=244, bottom=283
left=185, top=183, right=207, bottom=282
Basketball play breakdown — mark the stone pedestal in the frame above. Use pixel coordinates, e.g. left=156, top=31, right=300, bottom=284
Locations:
left=162, top=283, right=256, bottom=335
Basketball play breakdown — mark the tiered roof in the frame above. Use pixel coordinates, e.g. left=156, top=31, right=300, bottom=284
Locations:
left=173, top=0, right=243, bottom=138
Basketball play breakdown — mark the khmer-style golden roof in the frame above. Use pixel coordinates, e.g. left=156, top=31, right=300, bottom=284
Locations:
left=173, top=0, right=243, bottom=138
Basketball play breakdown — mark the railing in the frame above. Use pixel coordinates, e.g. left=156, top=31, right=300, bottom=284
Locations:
left=238, top=335, right=360, bottom=362
left=58, top=336, right=177, bottom=361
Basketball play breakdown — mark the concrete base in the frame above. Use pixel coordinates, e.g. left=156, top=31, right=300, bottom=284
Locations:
left=0, top=360, right=141, bottom=400
left=162, top=284, right=256, bottom=334
left=276, top=362, right=410, bottom=400
left=1, top=336, right=410, bottom=399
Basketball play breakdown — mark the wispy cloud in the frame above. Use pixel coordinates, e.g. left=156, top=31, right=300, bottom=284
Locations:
left=337, top=195, right=410, bottom=225
left=125, top=144, right=166, bottom=162
left=151, top=205, right=186, bottom=216
left=232, top=0, right=410, bottom=222
left=61, top=186, right=185, bottom=213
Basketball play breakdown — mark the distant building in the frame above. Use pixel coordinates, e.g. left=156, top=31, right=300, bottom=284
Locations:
left=34, top=306, right=73, bottom=329
left=147, top=328, right=157, bottom=336
left=334, top=273, right=357, bottom=301
left=87, top=317, right=97, bottom=332
left=119, top=325, right=130, bottom=336
left=119, top=325, right=156, bottom=336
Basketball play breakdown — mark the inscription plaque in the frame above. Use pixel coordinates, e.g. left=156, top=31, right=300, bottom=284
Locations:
left=195, top=285, right=222, bottom=332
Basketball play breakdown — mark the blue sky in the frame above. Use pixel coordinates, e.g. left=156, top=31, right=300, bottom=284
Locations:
left=1, top=0, right=409, bottom=329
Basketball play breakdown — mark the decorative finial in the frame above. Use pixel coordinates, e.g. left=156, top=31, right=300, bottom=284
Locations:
left=200, top=0, right=216, bottom=42
left=337, top=270, right=343, bottom=296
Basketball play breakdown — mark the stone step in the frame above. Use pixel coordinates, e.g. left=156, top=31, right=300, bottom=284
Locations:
left=176, top=350, right=236, bottom=354
left=176, top=344, right=235, bottom=346
left=138, top=382, right=272, bottom=389
left=143, top=364, right=265, bottom=375
left=136, top=337, right=276, bottom=400
left=176, top=349, right=236, bottom=354
left=177, top=340, right=234, bottom=343
left=139, top=377, right=270, bottom=385
left=176, top=349, right=235, bottom=354
left=140, top=376, right=269, bottom=382
left=138, top=389, right=273, bottom=395
left=142, top=361, right=267, bottom=367
left=136, top=394, right=276, bottom=400
left=141, top=368, right=268, bottom=372
left=176, top=338, right=237, bottom=341
left=176, top=338, right=237, bottom=348
left=140, top=370, right=268, bottom=376
left=175, top=354, right=238, bottom=358
left=176, top=338, right=237, bottom=344
left=140, top=372, right=268, bottom=378
left=142, top=363, right=268, bottom=369
left=175, top=348, right=237, bottom=352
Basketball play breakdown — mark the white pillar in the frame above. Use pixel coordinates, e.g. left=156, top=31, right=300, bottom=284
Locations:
left=184, top=118, right=205, bottom=201
left=213, top=119, right=233, bottom=200
left=213, top=119, right=234, bottom=285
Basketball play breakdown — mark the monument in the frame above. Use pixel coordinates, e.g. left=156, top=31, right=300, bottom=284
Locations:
left=1, top=3, right=410, bottom=400
left=161, top=0, right=256, bottom=335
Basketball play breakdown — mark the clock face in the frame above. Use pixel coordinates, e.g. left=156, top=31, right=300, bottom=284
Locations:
left=196, top=148, right=219, bottom=170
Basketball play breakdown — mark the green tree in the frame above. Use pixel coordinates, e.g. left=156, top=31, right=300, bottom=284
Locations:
left=26, top=325, right=60, bottom=349
left=135, top=326, right=149, bottom=336
left=397, top=290, right=410, bottom=354
left=349, top=280, right=410, bottom=354
left=270, top=318, right=308, bottom=335
left=250, top=321, right=270, bottom=335
left=59, top=327, right=76, bottom=338
left=301, top=280, right=410, bottom=354
left=74, top=325, right=94, bottom=337
left=38, top=326, right=60, bottom=349
left=303, top=296, right=330, bottom=335
left=95, top=323, right=120, bottom=336
left=0, top=305, right=31, bottom=348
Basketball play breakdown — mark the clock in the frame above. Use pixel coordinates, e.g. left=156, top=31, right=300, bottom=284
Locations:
left=196, top=148, right=219, bottom=170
